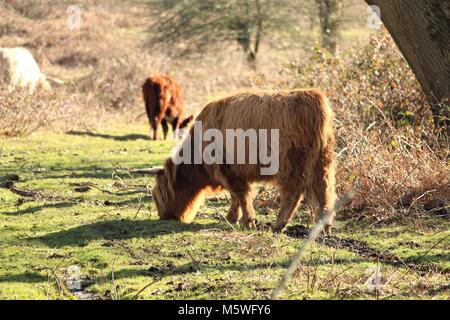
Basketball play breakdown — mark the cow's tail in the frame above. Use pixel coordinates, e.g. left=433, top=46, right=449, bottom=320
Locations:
left=303, top=90, right=334, bottom=160
left=304, top=90, right=336, bottom=217
left=321, top=94, right=334, bottom=152
left=45, top=75, right=64, bottom=85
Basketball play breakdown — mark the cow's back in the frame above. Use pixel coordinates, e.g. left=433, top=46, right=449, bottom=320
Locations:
left=192, top=89, right=333, bottom=182
left=197, top=89, right=330, bottom=146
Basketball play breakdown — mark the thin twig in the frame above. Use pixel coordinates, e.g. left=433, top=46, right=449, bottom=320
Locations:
left=415, top=234, right=450, bottom=263
left=85, top=183, right=148, bottom=196
left=133, top=195, right=145, bottom=219
left=205, top=195, right=237, bottom=232
left=271, top=183, right=360, bottom=300
left=132, top=278, right=161, bottom=300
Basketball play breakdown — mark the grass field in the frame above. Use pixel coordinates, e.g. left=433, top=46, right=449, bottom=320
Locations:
left=1, top=126, right=448, bottom=300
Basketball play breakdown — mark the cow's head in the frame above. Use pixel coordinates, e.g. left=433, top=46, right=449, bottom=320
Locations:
left=176, top=115, right=194, bottom=138
left=151, top=159, right=204, bottom=223
left=180, top=115, right=194, bottom=128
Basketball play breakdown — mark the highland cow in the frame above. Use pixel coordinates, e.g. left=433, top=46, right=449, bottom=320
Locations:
left=149, top=89, right=336, bottom=232
left=0, top=47, right=51, bottom=93
left=142, top=74, right=193, bottom=140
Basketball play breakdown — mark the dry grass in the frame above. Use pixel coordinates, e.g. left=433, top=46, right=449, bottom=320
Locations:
left=0, top=88, right=61, bottom=136
left=285, top=31, right=449, bottom=221
left=0, top=0, right=307, bottom=133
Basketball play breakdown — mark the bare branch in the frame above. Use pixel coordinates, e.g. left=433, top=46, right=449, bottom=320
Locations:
left=271, top=182, right=360, bottom=300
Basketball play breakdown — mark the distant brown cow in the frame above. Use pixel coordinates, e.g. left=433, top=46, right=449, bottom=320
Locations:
left=142, top=74, right=193, bottom=140
left=149, top=89, right=336, bottom=233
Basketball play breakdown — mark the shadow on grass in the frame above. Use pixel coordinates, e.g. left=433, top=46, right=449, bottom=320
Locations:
left=0, top=201, right=79, bottom=216
left=0, top=165, right=128, bottom=181
left=35, top=165, right=158, bottom=180
left=405, top=253, right=450, bottom=268
left=0, top=271, right=47, bottom=283
left=34, top=219, right=225, bottom=248
left=100, top=254, right=367, bottom=297
left=102, top=196, right=152, bottom=207
left=42, top=166, right=121, bottom=180
left=67, top=131, right=149, bottom=142
left=0, top=197, right=150, bottom=216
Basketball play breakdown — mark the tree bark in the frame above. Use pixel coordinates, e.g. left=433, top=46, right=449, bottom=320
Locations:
left=365, top=0, right=449, bottom=126
left=315, top=0, right=343, bottom=53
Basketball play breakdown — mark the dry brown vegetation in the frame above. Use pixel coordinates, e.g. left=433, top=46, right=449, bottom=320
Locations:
left=287, top=32, right=449, bottom=222
left=0, top=0, right=308, bottom=135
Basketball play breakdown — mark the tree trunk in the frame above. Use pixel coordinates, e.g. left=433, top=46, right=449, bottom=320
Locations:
left=365, top=0, right=449, bottom=127
left=253, top=0, right=262, bottom=59
left=315, top=0, right=343, bottom=53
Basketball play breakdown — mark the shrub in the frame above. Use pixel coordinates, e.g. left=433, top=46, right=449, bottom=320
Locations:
left=0, top=88, right=63, bottom=136
left=288, top=31, right=448, bottom=221
left=1, top=0, right=53, bottom=20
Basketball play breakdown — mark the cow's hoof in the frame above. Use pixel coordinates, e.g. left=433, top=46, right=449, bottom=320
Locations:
left=225, top=213, right=241, bottom=225
left=273, top=221, right=287, bottom=233
left=226, top=218, right=240, bottom=225
left=241, top=219, right=256, bottom=229
left=273, top=225, right=285, bottom=233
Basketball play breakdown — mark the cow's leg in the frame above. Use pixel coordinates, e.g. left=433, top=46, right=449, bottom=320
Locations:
left=152, top=116, right=163, bottom=140
left=171, top=118, right=180, bottom=139
left=238, top=188, right=256, bottom=229
left=149, top=117, right=156, bottom=140
left=311, top=160, right=336, bottom=234
left=215, top=166, right=255, bottom=228
left=224, top=180, right=255, bottom=228
left=226, top=194, right=242, bottom=224
left=161, top=119, right=169, bottom=140
left=8, top=73, right=19, bottom=92
left=225, top=184, right=256, bottom=229
left=144, top=95, right=155, bottom=139
left=273, top=186, right=304, bottom=233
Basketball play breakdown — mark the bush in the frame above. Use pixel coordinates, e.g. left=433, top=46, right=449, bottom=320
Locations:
left=288, top=31, right=448, bottom=221
left=77, top=56, right=144, bottom=111
left=293, top=31, right=435, bottom=131
left=0, top=88, right=64, bottom=136
left=1, top=0, right=53, bottom=20
left=0, top=87, right=106, bottom=137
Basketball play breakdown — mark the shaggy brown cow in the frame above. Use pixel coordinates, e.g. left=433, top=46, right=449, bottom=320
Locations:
left=142, top=74, right=193, bottom=140
left=150, top=89, right=336, bottom=232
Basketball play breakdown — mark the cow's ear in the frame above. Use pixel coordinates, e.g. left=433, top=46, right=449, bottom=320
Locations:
left=129, top=167, right=163, bottom=175
left=180, top=115, right=194, bottom=129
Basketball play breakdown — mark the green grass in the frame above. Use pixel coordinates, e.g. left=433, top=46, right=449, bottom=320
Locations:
left=0, top=125, right=448, bottom=300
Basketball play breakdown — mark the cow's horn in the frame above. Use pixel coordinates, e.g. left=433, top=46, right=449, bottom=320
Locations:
left=129, top=167, right=164, bottom=174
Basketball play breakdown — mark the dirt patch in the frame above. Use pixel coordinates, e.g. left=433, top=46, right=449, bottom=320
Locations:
left=285, top=225, right=444, bottom=274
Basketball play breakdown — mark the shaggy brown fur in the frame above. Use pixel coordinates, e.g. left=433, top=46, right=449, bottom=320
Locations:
left=152, top=89, right=336, bottom=232
left=142, top=74, right=193, bottom=140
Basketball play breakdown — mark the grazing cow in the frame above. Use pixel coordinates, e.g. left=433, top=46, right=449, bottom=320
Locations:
left=149, top=89, right=336, bottom=233
left=142, top=74, right=193, bottom=140
left=0, top=47, right=50, bottom=93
